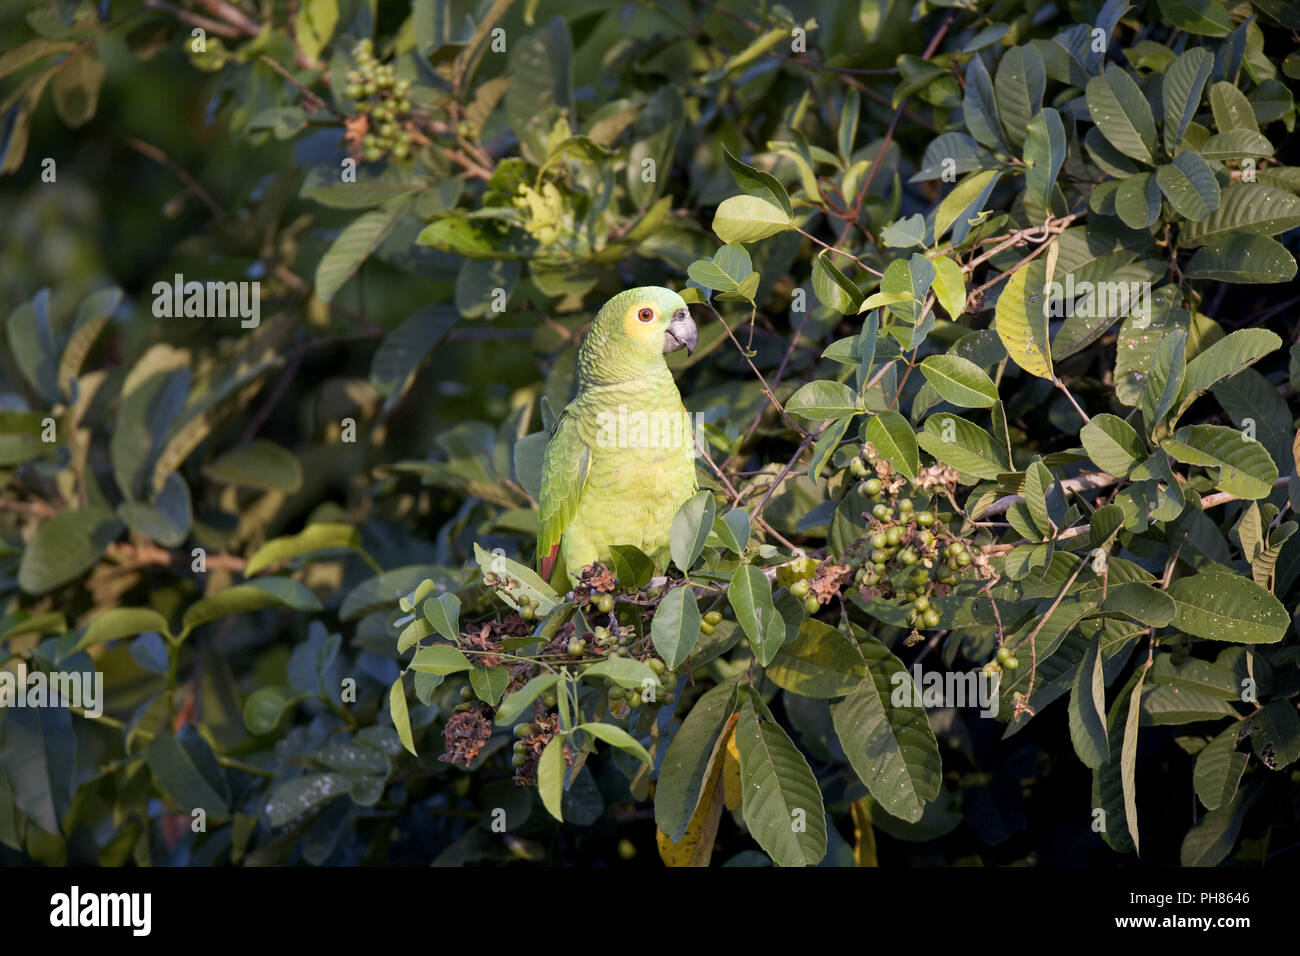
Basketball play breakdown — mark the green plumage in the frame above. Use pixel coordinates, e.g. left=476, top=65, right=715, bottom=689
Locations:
left=537, top=286, right=698, bottom=584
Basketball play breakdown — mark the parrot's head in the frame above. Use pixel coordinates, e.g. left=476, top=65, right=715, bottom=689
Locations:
left=578, top=286, right=697, bottom=384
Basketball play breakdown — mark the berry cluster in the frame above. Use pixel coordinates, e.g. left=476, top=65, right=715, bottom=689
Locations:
left=840, top=444, right=981, bottom=633
left=345, top=39, right=414, bottom=162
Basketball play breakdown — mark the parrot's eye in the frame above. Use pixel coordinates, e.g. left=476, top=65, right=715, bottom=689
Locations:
left=637, top=307, right=655, bottom=322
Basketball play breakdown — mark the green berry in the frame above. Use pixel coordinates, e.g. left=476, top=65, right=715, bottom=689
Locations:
left=916, top=511, right=935, bottom=527
left=704, top=610, right=723, bottom=625
left=850, top=458, right=867, bottom=478
left=1004, top=656, right=1020, bottom=670
left=885, top=526, right=901, bottom=547
left=956, top=551, right=971, bottom=567
left=700, top=621, right=715, bottom=636
left=803, top=596, right=821, bottom=614
left=913, top=595, right=930, bottom=612
left=923, top=608, right=940, bottom=628
left=865, top=478, right=883, bottom=497
left=511, top=753, right=527, bottom=768
left=996, top=646, right=1011, bottom=664
left=789, top=579, right=811, bottom=599
left=513, top=722, right=532, bottom=738
left=568, top=638, right=585, bottom=656
left=459, top=685, right=473, bottom=701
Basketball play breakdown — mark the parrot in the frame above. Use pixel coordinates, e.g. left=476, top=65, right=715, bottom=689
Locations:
left=537, top=286, right=699, bottom=585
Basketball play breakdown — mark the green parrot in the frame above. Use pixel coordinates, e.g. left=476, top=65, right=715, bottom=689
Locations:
left=537, top=286, right=699, bottom=585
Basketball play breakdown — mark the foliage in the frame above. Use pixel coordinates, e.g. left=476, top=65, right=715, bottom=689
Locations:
left=1, top=0, right=1299, bottom=867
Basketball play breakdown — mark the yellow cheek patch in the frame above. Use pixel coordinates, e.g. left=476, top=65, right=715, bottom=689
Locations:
left=622, top=301, right=660, bottom=338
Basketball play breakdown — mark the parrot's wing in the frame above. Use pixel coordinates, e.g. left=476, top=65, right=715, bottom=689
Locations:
left=537, top=408, right=592, bottom=580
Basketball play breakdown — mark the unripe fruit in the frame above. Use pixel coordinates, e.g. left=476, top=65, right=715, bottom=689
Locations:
left=850, top=458, right=867, bottom=478
left=865, top=478, right=883, bottom=497
left=704, top=610, right=723, bottom=625
left=700, top=621, right=715, bottom=636
left=514, top=740, right=528, bottom=754
left=568, top=639, right=585, bottom=656
left=789, top=579, right=810, bottom=599
left=648, top=658, right=666, bottom=674
left=916, top=511, right=935, bottom=527
left=511, top=753, right=527, bottom=768
left=513, top=723, right=532, bottom=738
left=459, top=685, right=473, bottom=701
left=996, top=647, right=1011, bottom=664
left=898, top=498, right=913, bottom=514
left=956, top=551, right=971, bottom=567
left=1004, top=656, right=1020, bottom=670
left=913, top=595, right=930, bottom=612
left=617, top=838, right=636, bottom=860
left=885, top=526, right=901, bottom=546
left=803, top=596, right=821, bottom=614
left=922, top=608, right=940, bottom=628
left=596, top=594, right=614, bottom=613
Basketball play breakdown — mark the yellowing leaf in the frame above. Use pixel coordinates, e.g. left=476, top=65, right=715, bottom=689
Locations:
left=995, top=260, right=1054, bottom=380
left=657, top=713, right=735, bottom=867
left=850, top=798, right=879, bottom=867
left=723, top=721, right=742, bottom=811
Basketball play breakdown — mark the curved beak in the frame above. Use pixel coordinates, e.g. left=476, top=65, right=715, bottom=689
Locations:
left=663, top=308, right=698, bottom=355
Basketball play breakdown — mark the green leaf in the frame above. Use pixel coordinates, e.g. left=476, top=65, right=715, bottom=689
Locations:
left=1247, top=700, right=1300, bottom=770
left=1186, top=234, right=1297, bottom=283
left=1139, top=684, right=1238, bottom=724
left=1163, top=424, right=1279, bottom=499
left=766, top=618, right=868, bottom=698
left=720, top=144, right=792, bottom=218
left=469, top=664, right=510, bottom=705
left=1194, top=724, right=1249, bottom=810
left=918, top=354, right=999, bottom=408
left=1023, top=108, right=1066, bottom=214
left=711, top=195, right=793, bottom=244
left=1068, top=637, right=1108, bottom=769
left=581, top=657, right=658, bottom=689
left=1155, top=151, right=1220, bottom=221
left=389, top=676, right=415, bottom=755
left=575, top=722, right=651, bottom=764
left=369, top=305, right=459, bottom=411
left=409, top=644, right=472, bottom=675
left=1180, top=184, right=1300, bottom=247
left=315, top=201, right=411, bottom=303
left=1197, top=128, right=1273, bottom=160
left=146, top=726, right=230, bottom=815
left=1168, top=570, right=1289, bottom=643
left=0, top=704, right=74, bottom=835
left=1176, top=328, right=1281, bottom=418
left=245, top=523, right=360, bottom=576
left=686, top=244, right=754, bottom=293
left=727, top=564, right=785, bottom=666
left=421, top=593, right=461, bottom=642
left=930, top=255, right=966, bottom=319
left=243, top=686, right=304, bottom=736
left=18, top=507, right=121, bottom=595
left=785, top=380, right=862, bottom=420
left=830, top=636, right=942, bottom=822
left=994, top=45, right=1045, bottom=147
left=537, top=735, right=566, bottom=821
left=1092, top=666, right=1145, bottom=854
left=1086, top=65, right=1158, bottom=165
left=1157, top=0, right=1231, bottom=36
left=651, top=585, right=702, bottom=670
left=608, top=544, right=654, bottom=589
left=735, top=699, right=827, bottom=867
left=1115, top=171, right=1162, bottom=230
left=935, top=169, right=1000, bottom=242
left=1080, top=413, right=1147, bottom=478
left=670, top=491, right=716, bottom=573
left=812, top=253, right=865, bottom=314
left=472, top=543, right=560, bottom=614
left=863, top=410, right=920, bottom=482
left=1210, top=82, right=1258, bottom=133
left=202, top=440, right=303, bottom=493
left=496, top=674, right=561, bottom=725
left=51, top=49, right=104, bottom=127
left=1163, top=48, right=1213, bottom=150
left=654, top=677, right=738, bottom=842
left=918, top=414, right=1009, bottom=480
left=1098, top=582, right=1176, bottom=626
left=182, top=578, right=322, bottom=634
left=72, top=607, right=169, bottom=654
left=995, top=259, right=1053, bottom=379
